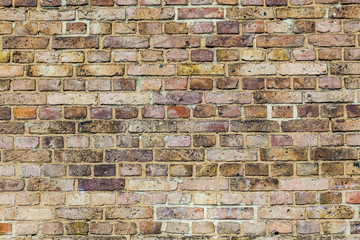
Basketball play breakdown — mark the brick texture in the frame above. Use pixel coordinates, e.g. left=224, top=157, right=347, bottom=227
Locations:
left=0, top=0, right=359, bottom=239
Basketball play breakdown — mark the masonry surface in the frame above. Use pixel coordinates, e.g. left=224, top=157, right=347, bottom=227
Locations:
left=1, top=0, right=360, bottom=239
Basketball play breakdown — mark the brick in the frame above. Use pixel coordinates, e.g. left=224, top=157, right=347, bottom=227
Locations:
left=105, top=149, right=152, bottom=162
left=307, top=206, right=354, bottom=219
left=261, top=148, right=307, bottom=161
left=114, top=222, right=137, bottom=234
left=157, top=207, right=203, bottom=220
left=217, top=21, right=239, bottom=34
left=3, top=37, right=49, bottom=49
left=129, top=120, right=176, bottom=133
left=52, top=37, right=98, bottom=49
left=280, top=178, right=329, bottom=190
left=319, top=48, right=345, bottom=60
left=207, top=149, right=257, bottom=161
left=204, top=92, right=251, bottom=104
left=190, top=22, right=214, bottom=33
left=306, top=91, right=353, bottom=103
left=78, top=179, right=125, bottom=191
left=193, top=135, right=215, bottom=147
left=231, top=178, right=279, bottom=191
left=100, top=93, right=151, bottom=105
left=103, top=36, right=149, bottom=49
left=268, top=222, right=293, bottom=234
left=178, top=8, right=223, bottom=19
left=257, top=35, right=303, bottom=48
left=106, top=207, right=153, bottom=219
left=329, top=6, right=360, bottom=19
left=129, top=179, right=177, bottom=191
left=128, top=8, right=174, bottom=19
left=27, top=178, right=74, bottom=191
left=128, top=64, right=175, bottom=76
left=154, top=149, right=203, bottom=161
left=77, top=64, right=124, bottom=77
left=13, top=107, right=36, bottom=119
left=5, top=208, right=53, bottom=220
left=229, top=63, right=276, bottom=76
left=227, top=7, right=274, bottom=19
left=4, top=150, right=51, bottom=163
left=0, top=179, right=25, bottom=191
left=277, top=7, right=325, bottom=19
left=282, top=119, right=329, bottom=132
left=54, top=150, right=102, bottom=163
left=217, top=50, right=239, bottom=62
left=218, top=222, right=240, bottom=234
left=28, top=65, right=72, bottom=77
left=206, top=35, right=252, bottom=47
left=309, top=34, right=355, bottom=47
left=165, top=22, right=188, bottom=34
left=313, top=148, right=357, bottom=160
left=192, top=222, right=214, bottom=234
left=231, top=120, right=280, bottom=132
left=254, top=92, right=301, bottom=104
left=259, top=207, right=305, bottom=219
left=293, top=49, right=316, bottom=61
left=140, top=222, right=162, bottom=234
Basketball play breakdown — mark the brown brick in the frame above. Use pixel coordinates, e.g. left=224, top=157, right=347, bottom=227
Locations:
left=3, top=37, right=48, bottom=49
left=53, top=37, right=99, bottom=49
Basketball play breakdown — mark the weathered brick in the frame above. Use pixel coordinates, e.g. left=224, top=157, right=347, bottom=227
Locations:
left=105, top=149, right=153, bottom=162
left=261, top=148, right=307, bottom=161
left=5, top=208, right=53, bottom=220
left=313, top=148, right=357, bottom=160
left=129, top=179, right=177, bottom=191
left=307, top=206, right=354, bottom=219
left=178, top=121, right=229, bottom=132
left=78, top=121, right=125, bottom=133
left=231, top=120, right=280, bottom=132
left=206, top=35, right=252, bottom=47
left=3, top=37, right=48, bottom=49
left=3, top=150, right=51, bottom=162
left=280, top=178, right=329, bottom=190
left=100, top=93, right=151, bottom=105
left=231, top=178, right=279, bottom=191
left=309, top=34, right=355, bottom=47
left=155, top=149, right=203, bottom=161
left=128, top=120, right=176, bottom=133
left=331, top=63, right=360, bottom=75
left=227, top=7, right=274, bottom=19
left=78, top=8, right=125, bottom=20
left=277, top=7, right=325, bottom=18
left=257, top=35, right=304, bottom=48
left=279, top=62, right=327, bottom=75
left=28, top=65, right=72, bottom=77
left=259, top=207, right=305, bottom=219
left=103, top=36, right=149, bottom=49
left=55, top=207, right=102, bottom=220
left=106, top=207, right=153, bottom=219
left=78, top=179, right=125, bottom=191
left=0, top=179, right=25, bottom=191
left=128, top=8, right=174, bottom=19
left=128, top=64, right=175, bottom=76
left=28, top=178, right=74, bottom=191
left=282, top=120, right=329, bottom=132
left=207, top=208, right=253, bottom=220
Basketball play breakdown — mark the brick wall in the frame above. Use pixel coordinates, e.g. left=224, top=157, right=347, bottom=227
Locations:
left=0, top=0, right=360, bottom=238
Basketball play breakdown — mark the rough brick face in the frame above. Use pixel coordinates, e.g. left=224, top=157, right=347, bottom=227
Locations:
left=0, top=0, right=358, bottom=238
